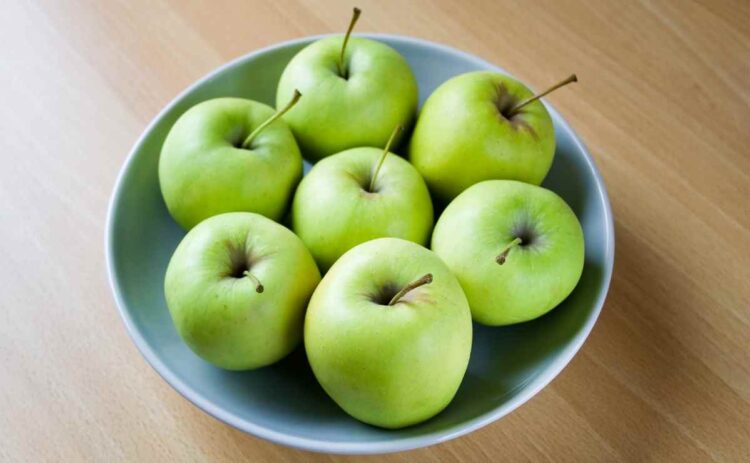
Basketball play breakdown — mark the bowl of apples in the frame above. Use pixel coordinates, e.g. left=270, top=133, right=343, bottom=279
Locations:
left=106, top=8, right=614, bottom=455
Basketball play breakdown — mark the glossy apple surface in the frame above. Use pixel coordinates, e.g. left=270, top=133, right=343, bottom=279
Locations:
left=292, top=146, right=433, bottom=272
left=305, top=238, right=472, bottom=428
left=432, top=180, right=584, bottom=325
left=409, top=71, right=555, bottom=203
left=165, top=212, right=320, bottom=370
left=277, top=36, right=418, bottom=161
left=159, top=98, right=302, bottom=229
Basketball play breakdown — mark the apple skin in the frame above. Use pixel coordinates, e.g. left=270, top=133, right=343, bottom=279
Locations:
left=305, top=238, right=472, bottom=429
left=431, top=180, right=584, bottom=326
left=159, top=98, right=302, bottom=230
left=164, top=212, right=320, bottom=370
left=409, top=71, right=555, bottom=203
left=276, top=36, right=418, bottom=161
left=291, top=147, right=433, bottom=272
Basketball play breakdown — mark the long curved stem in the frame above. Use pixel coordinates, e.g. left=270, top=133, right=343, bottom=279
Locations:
left=368, top=125, right=402, bottom=192
left=338, top=7, right=362, bottom=78
left=507, top=74, right=577, bottom=116
left=241, top=90, right=301, bottom=149
left=388, top=274, right=433, bottom=306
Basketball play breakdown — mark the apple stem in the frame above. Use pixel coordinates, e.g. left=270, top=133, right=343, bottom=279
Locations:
left=243, top=270, right=264, bottom=293
left=368, top=125, right=402, bottom=192
left=507, top=74, right=578, bottom=116
left=338, top=7, right=362, bottom=78
left=241, top=89, right=302, bottom=149
left=388, top=273, right=433, bottom=306
left=496, top=237, right=523, bottom=265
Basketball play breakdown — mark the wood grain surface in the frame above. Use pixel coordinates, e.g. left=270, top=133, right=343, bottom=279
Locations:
left=1, top=0, right=749, bottom=461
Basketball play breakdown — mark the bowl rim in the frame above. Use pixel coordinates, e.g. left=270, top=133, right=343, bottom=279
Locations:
left=105, top=33, right=615, bottom=455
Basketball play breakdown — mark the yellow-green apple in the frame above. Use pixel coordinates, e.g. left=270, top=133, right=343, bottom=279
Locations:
left=164, top=212, right=320, bottom=370
left=409, top=72, right=577, bottom=203
left=159, top=93, right=302, bottom=230
left=276, top=8, right=418, bottom=161
left=305, top=238, right=472, bottom=428
left=431, top=180, right=584, bottom=325
left=291, top=126, right=433, bottom=272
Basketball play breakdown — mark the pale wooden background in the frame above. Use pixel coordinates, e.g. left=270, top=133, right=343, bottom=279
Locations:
left=1, top=0, right=749, bottom=461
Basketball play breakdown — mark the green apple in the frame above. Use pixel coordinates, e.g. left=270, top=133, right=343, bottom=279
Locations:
left=305, top=238, right=472, bottom=428
left=409, top=72, right=577, bottom=203
left=431, top=180, right=584, bottom=326
left=276, top=8, right=418, bottom=161
left=164, top=212, right=320, bottom=370
left=291, top=127, right=433, bottom=272
left=159, top=93, right=303, bottom=229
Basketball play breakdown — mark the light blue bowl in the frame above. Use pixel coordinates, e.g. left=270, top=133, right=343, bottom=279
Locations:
left=106, top=34, right=614, bottom=454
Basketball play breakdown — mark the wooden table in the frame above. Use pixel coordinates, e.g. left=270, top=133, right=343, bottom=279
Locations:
left=2, top=0, right=749, bottom=461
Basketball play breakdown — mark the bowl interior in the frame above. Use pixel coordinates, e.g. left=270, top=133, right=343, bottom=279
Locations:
left=108, top=35, right=613, bottom=454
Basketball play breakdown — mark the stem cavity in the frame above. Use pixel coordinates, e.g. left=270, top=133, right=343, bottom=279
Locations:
left=243, top=270, right=264, bottom=293
left=496, top=237, right=523, bottom=265
left=241, top=89, right=301, bottom=149
left=388, top=273, right=433, bottom=306
left=507, top=74, right=578, bottom=116
left=368, top=125, right=402, bottom=192
left=338, top=7, right=362, bottom=78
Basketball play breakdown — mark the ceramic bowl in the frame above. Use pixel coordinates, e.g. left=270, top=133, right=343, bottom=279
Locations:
left=106, top=34, right=614, bottom=454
